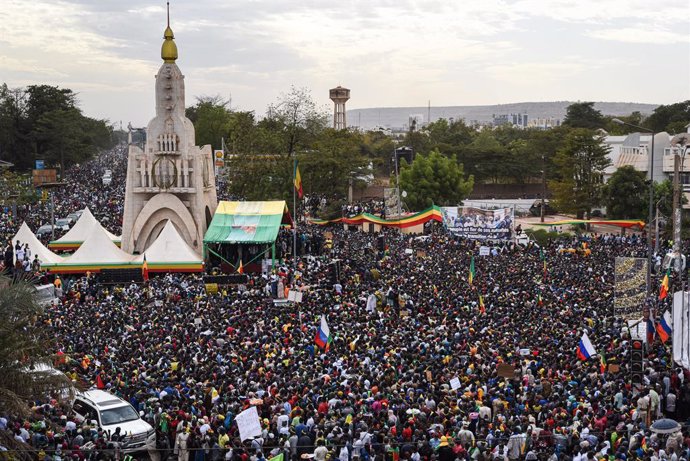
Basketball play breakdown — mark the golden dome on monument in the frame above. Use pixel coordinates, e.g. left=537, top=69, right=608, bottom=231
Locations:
left=161, top=26, right=178, bottom=63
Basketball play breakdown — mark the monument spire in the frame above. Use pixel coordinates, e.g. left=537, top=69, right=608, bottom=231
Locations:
left=161, top=1, right=178, bottom=63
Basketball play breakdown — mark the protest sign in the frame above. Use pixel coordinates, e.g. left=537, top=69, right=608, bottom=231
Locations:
left=235, top=406, right=262, bottom=441
left=450, top=377, right=461, bottom=390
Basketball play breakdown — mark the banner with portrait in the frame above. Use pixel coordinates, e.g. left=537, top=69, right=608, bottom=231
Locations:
left=443, top=206, right=514, bottom=241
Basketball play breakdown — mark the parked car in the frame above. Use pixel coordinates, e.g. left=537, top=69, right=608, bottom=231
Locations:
left=71, top=390, right=154, bottom=453
left=34, top=284, right=59, bottom=307
left=65, top=212, right=81, bottom=224
left=54, top=218, right=70, bottom=231
left=36, top=225, right=54, bottom=238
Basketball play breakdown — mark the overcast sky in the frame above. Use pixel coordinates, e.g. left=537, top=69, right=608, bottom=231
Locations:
left=1, top=0, right=689, bottom=127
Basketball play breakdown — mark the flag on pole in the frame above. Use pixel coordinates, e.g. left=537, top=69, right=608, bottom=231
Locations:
left=314, top=315, right=333, bottom=351
left=659, top=269, right=670, bottom=300
left=468, top=256, right=475, bottom=286
left=599, top=354, right=607, bottom=374
left=237, top=259, right=244, bottom=274
left=540, top=248, right=547, bottom=276
left=478, top=294, right=486, bottom=315
left=576, top=332, right=596, bottom=360
left=294, top=160, right=303, bottom=199
left=537, top=290, right=543, bottom=307
left=142, top=255, right=149, bottom=281
left=656, top=310, right=672, bottom=343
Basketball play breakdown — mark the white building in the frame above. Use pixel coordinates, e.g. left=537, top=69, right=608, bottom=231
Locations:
left=602, top=130, right=690, bottom=207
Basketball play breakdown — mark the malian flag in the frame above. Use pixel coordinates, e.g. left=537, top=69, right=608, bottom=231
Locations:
left=478, top=294, right=486, bottom=315
left=576, top=331, right=596, bottom=361
left=468, top=256, right=475, bottom=286
left=142, top=255, right=149, bottom=281
left=659, top=269, right=670, bottom=300
left=294, top=159, right=303, bottom=199
left=656, top=310, right=672, bottom=343
left=314, top=315, right=332, bottom=351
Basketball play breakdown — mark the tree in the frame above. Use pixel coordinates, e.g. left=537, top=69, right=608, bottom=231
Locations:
left=603, top=166, right=647, bottom=219
left=265, top=86, right=327, bottom=156
left=398, top=149, right=474, bottom=210
left=644, top=100, right=690, bottom=134
left=299, top=129, right=370, bottom=196
left=549, top=129, right=611, bottom=218
left=563, top=102, right=605, bottom=129
left=185, top=96, right=232, bottom=149
left=361, top=130, right=395, bottom=176
left=0, top=83, right=113, bottom=170
left=0, top=279, right=72, bottom=417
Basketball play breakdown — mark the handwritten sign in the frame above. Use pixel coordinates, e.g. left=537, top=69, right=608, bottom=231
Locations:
left=235, top=406, right=262, bottom=441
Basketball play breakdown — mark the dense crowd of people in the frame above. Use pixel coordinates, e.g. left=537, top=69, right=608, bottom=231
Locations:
left=1, top=150, right=689, bottom=461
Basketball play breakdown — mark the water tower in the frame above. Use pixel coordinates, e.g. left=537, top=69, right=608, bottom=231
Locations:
left=329, top=86, right=350, bottom=130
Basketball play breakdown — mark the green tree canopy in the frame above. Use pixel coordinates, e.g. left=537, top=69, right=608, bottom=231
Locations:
left=549, top=129, right=611, bottom=218
left=644, top=100, right=690, bottom=134
left=603, top=165, right=647, bottom=219
left=0, top=83, right=113, bottom=170
left=398, top=149, right=474, bottom=210
left=563, top=102, right=605, bottom=129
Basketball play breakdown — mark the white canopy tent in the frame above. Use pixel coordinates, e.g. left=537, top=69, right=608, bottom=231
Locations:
left=134, top=220, right=203, bottom=272
left=12, top=222, right=65, bottom=265
left=42, top=226, right=138, bottom=274
left=49, top=207, right=120, bottom=251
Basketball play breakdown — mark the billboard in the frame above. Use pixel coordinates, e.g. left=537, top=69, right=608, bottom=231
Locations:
left=32, top=169, right=57, bottom=187
left=383, top=187, right=400, bottom=218
left=443, top=206, right=514, bottom=240
left=613, top=257, right=647, bottom=319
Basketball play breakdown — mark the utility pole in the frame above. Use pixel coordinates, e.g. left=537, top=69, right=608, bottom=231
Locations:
left=673, top=152, right=681, bottom=259
left=541, top=155, right=546, bottom=223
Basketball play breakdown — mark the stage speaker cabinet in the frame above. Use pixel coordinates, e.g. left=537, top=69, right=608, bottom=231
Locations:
left=630, top=339, right=644, bottom=384
left=100, top=268, right=143, bottom=284
left=329, top=260, right=341, bottom=283
left=203, top=274, right=249, bottom=285
left=377, top=235, right=386, bottom=252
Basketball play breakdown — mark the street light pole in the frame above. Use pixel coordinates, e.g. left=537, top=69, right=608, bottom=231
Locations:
left=612, top=119, right=655, bottom=295
left=541, top=155, right=546, bottom=223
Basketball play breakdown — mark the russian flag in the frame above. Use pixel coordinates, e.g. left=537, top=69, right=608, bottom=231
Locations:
left=577, top=332, right=596, bottom=361
left=314, top=315, right=333, bottom=351
left=656, top=310, right=672, bottom=343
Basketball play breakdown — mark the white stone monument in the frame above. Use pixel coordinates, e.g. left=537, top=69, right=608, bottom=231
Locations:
left=122, top=8, right=217, bottom=254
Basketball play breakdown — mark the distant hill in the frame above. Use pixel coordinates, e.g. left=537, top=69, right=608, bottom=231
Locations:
left=346, top=101, right=658, bottom=130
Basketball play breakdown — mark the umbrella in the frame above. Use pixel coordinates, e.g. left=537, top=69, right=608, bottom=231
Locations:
left=650, top=418, right=681, bottom=434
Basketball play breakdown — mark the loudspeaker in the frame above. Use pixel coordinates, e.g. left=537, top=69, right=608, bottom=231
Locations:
left=377, top=235, right=385, bottom=252
left=329, top=260, right=341, bottom=283
left=203, top=274, right=248, bottom=285
left=100, top=268, right=143, bottom=284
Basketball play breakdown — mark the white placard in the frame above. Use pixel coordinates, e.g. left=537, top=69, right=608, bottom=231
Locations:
left=404, top=248, right=413, bottom=255
left=194, top=317, right=202, bottom=326
left=519, top=348, right=530, bottom=356
left=235, top=406, right=262, bottom=441
left=450, top=377, right=461, bottom=390
left=479, top=246, right=490, bottom=256
left=288, top=290, right=297, bottom=302
left=295, top=292, right=303, bottom=303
